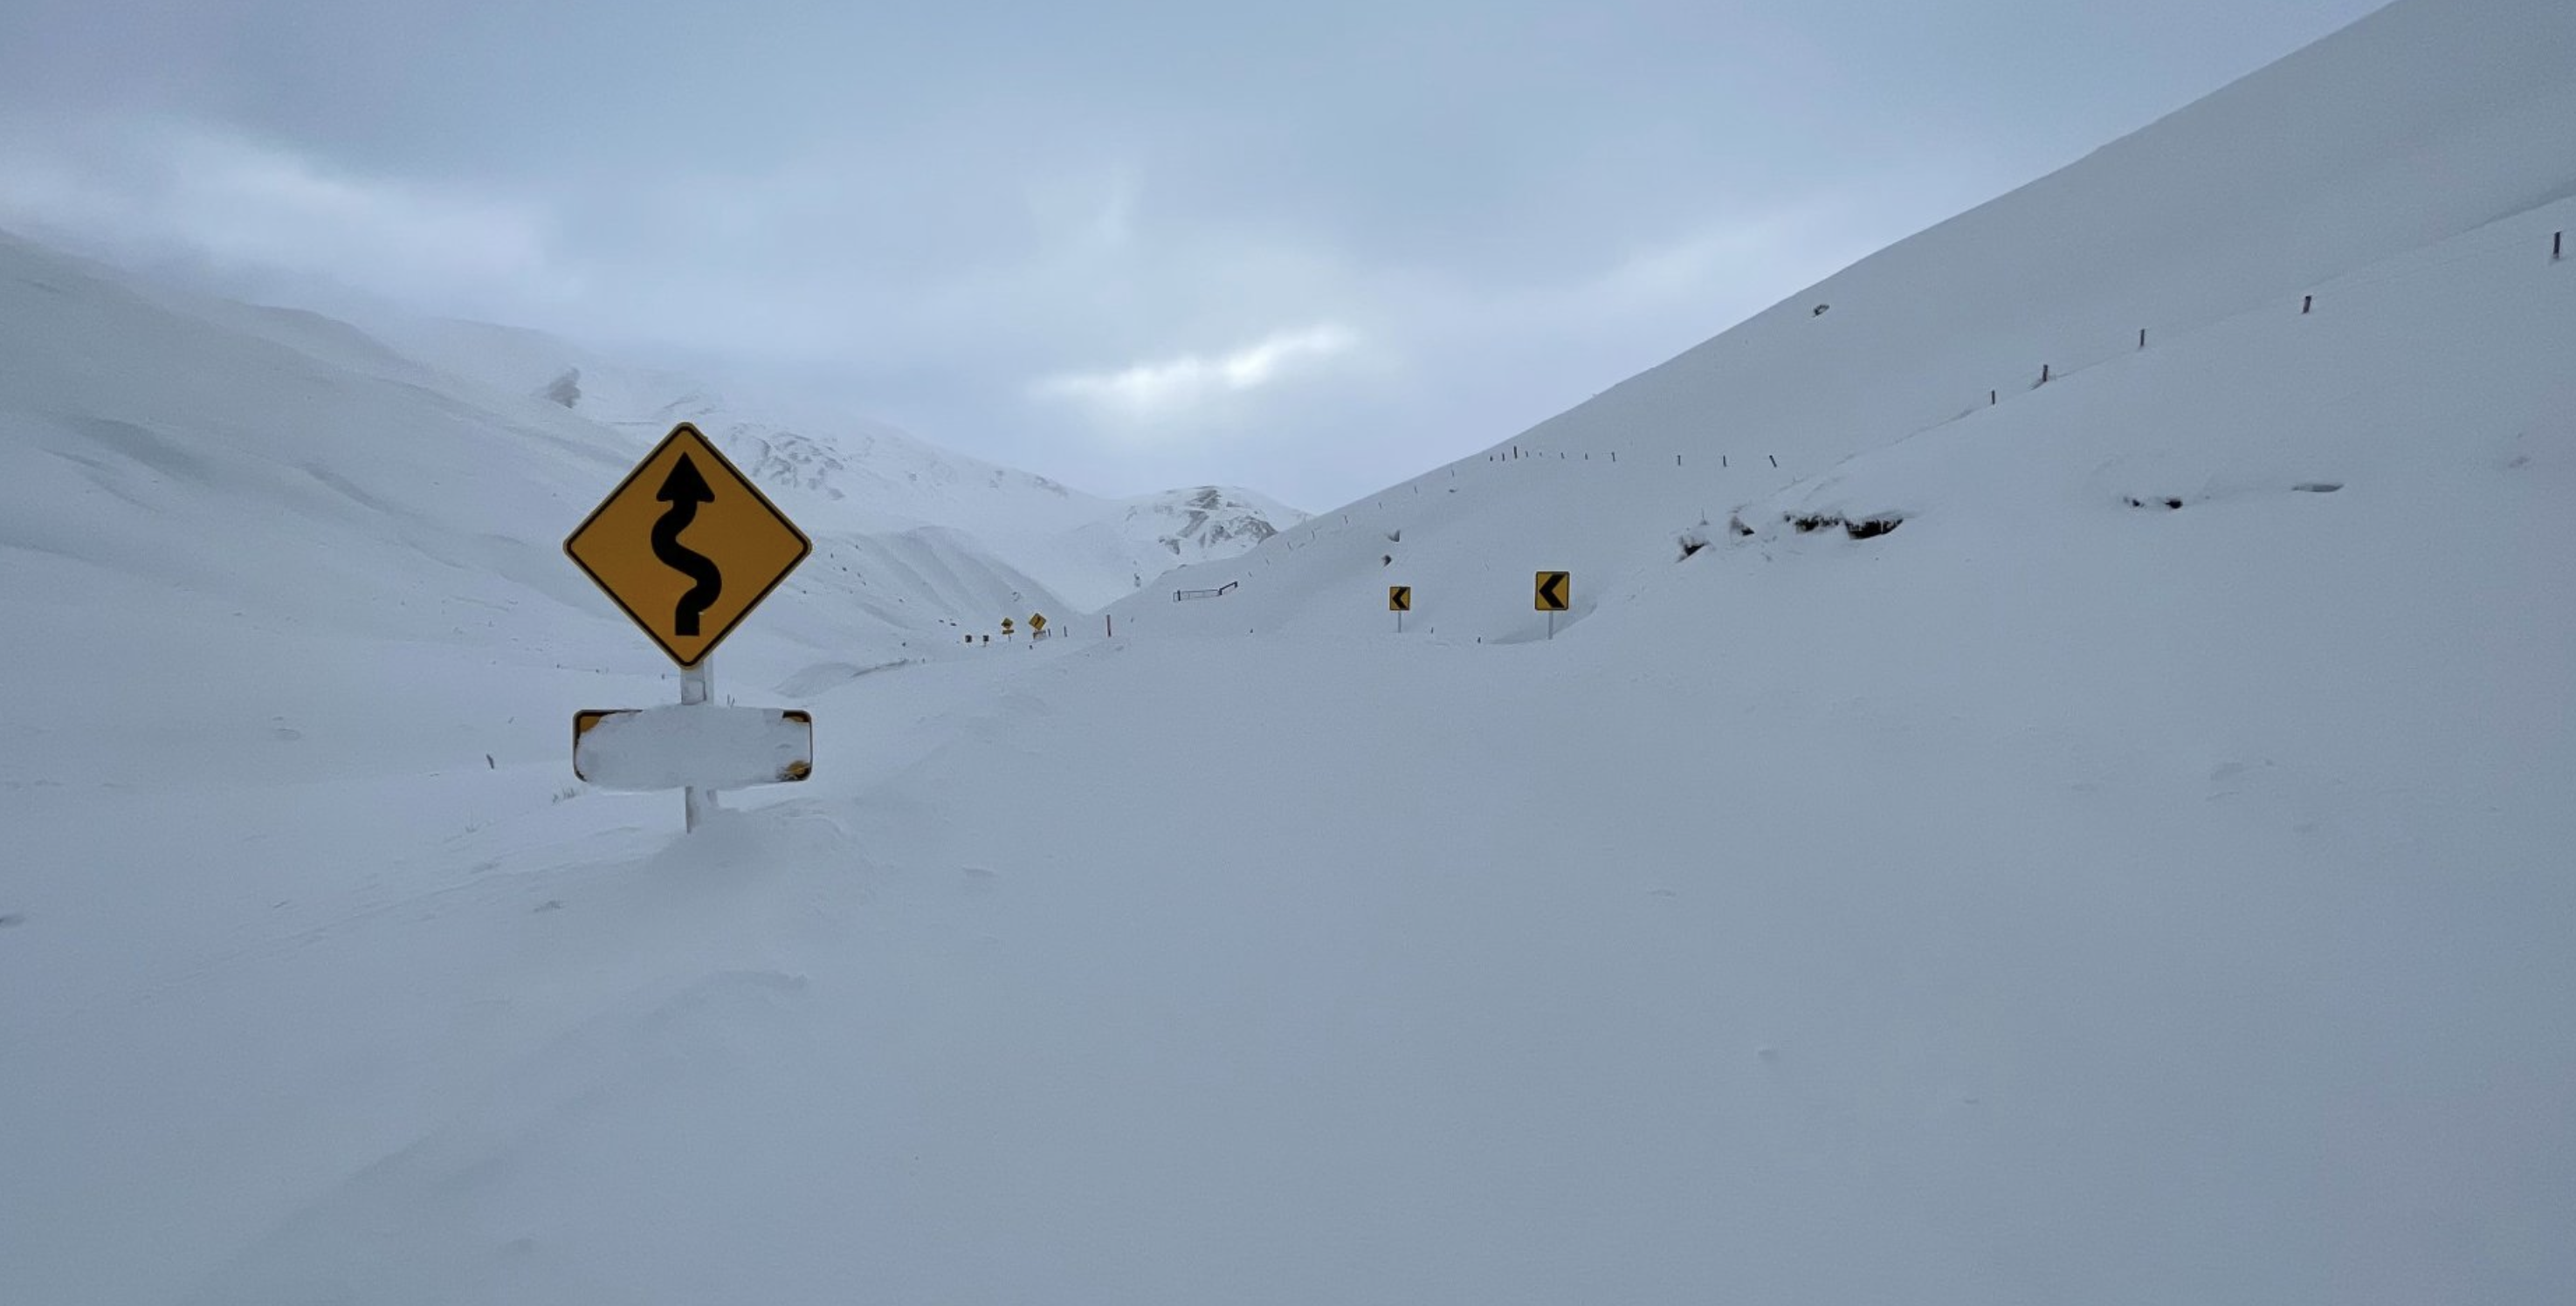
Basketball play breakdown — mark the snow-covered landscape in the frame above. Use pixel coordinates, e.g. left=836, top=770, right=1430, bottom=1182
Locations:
left=5, top=0, right=2575, bottom=1302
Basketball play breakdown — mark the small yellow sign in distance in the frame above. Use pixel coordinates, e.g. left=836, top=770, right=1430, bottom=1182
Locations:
left=564, top=423, right=810, bottom=667
left=1002, top=617, right=1016, bottom=633
left=1388, top=585, right=1411, bottom=611
left=1534, top=571, right=1570, bottom=611
left=1030, top=613, right=1047, bottom=631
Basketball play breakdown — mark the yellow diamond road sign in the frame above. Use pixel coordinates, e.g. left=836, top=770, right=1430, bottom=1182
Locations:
left=564, top=423, right=811, bottom=668
left=1388, top=585, right=1410, bottom=611
left=1030, top=613, right=1047, bottom=631
left=1534, top=571, right=1570, bottom=611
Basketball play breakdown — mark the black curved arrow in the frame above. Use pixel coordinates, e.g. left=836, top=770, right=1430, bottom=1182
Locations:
left=653, top=454, right=723, bottom=636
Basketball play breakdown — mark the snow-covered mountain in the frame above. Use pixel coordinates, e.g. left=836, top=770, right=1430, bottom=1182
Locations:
left=1004, top=483, right=1303, bottom=602
left=1119, top=0, right=2576, bottom=642
left=0, top=229, right=1089, bottom=748
left=374, top=316, right=1309, bottom=608
left=1120, top=484, right=1299, bottom=561
left=6, top=2, right=2573, bottom=1303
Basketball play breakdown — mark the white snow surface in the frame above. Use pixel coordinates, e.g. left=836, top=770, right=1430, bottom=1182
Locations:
left=6, top=2, right=2576, bottom=1303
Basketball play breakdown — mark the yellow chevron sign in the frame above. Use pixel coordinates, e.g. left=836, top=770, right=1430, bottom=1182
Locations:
left=1534, top=571, right=1571, bottom=611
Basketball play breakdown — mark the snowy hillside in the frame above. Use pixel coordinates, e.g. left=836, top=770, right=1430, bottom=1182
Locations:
left=1119, top=0, right=2576, bottom=637
left=6, top=1, right=2575, bottom=1303
left=0, top=227, right=1090, bottom=787
left=379, top=316, right=1308, bottom=608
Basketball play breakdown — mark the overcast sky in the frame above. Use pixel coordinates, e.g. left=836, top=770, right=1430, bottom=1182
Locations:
left=0, top=1, right=2387, bottom=509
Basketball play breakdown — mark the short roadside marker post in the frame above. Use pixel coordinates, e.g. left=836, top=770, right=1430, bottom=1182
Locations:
left=1534, top=571, right=1570, bottom=639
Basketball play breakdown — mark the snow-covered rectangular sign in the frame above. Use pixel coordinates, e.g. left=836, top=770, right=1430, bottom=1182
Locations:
left=572, top=705, right=814, bottom=790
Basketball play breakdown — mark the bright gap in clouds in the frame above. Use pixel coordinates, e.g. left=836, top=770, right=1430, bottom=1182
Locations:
left=1036, top=323, right=1358, bottom=429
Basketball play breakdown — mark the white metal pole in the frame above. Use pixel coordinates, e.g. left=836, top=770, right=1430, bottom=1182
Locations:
left=681, top=656, right=719, bottom=831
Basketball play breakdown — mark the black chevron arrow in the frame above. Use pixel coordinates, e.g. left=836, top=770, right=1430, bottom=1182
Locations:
left=653, top=454, right=724, bottom=636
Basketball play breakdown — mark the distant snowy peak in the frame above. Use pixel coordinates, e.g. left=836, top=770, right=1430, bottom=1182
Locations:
left=1122, top=485, right=1308, bottom=560
left=393, top=320, right=1073, bottom=517
left=362, top=312, right=1304, bottom=605
left=720, top=420, right=1077, bottom=510
left=732, top=423, right=854, bottom=500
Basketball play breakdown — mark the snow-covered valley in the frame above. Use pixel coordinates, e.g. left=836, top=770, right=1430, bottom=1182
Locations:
left=5, top=1, right=2574, bottom=1302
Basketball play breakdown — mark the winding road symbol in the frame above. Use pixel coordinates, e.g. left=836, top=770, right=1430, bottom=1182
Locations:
left=653, top=454, right=724, bottom=636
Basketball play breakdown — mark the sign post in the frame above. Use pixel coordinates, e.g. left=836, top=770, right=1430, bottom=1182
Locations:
left=679, top=660, right=718, bottom=830
left=1388, top=584, right=1410, bottom=633
left=564, top=422, right=815, bottom=830
left=1534, top=570, right=1570, bottom=639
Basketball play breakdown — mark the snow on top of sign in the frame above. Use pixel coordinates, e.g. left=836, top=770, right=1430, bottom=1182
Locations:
left=574, top=706, right=812, bottom=792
